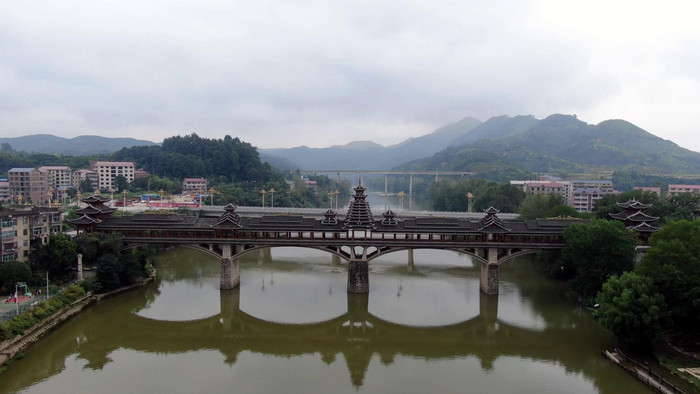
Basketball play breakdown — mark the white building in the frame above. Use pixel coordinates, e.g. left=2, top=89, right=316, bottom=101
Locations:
left=91, top=161, right=135, bottom=191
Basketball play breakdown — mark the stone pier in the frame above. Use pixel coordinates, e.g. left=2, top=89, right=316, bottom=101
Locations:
left=220, top=245, right=240, bottom=290
left=480, top=248, right=499, bottom=295
left=347, top=259, right=369, bottom=293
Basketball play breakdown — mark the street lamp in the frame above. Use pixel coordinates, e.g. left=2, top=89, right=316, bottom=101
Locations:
left=334, top=190, right=340, bottom=210
left=17, top=195, right=23, bottom=206
left=467, top=192, right=474, bottom=213
left=209, top=187, right=217, bottom=206
left=269, top=188, right=275, bottom=208
left=398, top=191, right=405, bottom=211
left=47, top=188, right=55, bottom=207
left=260, top=189, right=267, bottom=208
left=328, top=190, right=334, bottom=209
left=122, top=190, right=128, bottom=215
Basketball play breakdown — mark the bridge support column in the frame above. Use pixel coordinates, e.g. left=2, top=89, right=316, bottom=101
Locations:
left=409, top=174, right=413, bottom=211
left=347, top=259, right=369, bottom=293
left=407, top=249, right=414, bottom=272
left=480, top=248, right=499, bottom=295
left=220, top=245, right=240, bottom=290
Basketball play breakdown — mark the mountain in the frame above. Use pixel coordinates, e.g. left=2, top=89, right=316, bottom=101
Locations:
left=261, top=116, right=482, bottom=170
left=0, top=134, right=158, bottom=155
left=399, top=114, right=700, bottom=177
left=450, top=115, right=539, bottom=146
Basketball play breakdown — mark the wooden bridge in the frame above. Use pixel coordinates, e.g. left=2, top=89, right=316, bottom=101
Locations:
left=71, top=186, right=583, bottom=295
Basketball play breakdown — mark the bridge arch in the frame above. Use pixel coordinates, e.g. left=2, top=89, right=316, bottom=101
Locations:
left=495, top=249, right=539, bottom=265
left=365, top=246, right=488, bottom=265
left=121, top=243, right=223, bottom=260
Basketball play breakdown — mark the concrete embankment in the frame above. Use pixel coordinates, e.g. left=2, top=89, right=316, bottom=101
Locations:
left=0, top=275, right=155, bottom=368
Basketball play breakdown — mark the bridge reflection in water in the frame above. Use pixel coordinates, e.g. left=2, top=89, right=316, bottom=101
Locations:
left=4, top=280, right=621, bottom=392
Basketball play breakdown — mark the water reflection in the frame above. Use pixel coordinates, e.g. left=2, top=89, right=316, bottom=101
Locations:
left=0, top=247, right=644, bottom=394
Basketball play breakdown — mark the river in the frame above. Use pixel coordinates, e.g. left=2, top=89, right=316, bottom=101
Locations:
left=0, top=247, right=654, bottom=393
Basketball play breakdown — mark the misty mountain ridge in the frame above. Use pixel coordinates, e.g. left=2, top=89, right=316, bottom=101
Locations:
left=261, top=116, right=482, bottom=170
left=0, top=134, right=158, bottom=155
left=398, top=114, right=700, bottom=177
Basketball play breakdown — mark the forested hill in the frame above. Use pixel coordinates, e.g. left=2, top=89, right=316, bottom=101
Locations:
left=0, top=134, right=156, bottom=155
left=398, top=114, right=700, bottom=178
left=113, top=134, right=282, bottom=183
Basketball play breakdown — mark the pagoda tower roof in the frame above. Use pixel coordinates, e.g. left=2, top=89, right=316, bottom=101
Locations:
left=478, top=207, right=510, bottom=233
left=81, top=194, right=111, bottom=204
left=68, top=214, right=102, bottom=225
left=343, top=185, right=375, bottom=229
left=627, top=221, right=660, bottom=233
left=616, top=199, right=652, bottom=210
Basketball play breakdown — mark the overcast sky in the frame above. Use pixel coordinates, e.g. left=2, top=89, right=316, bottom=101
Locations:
left=1, top=1, right=699, bottom=152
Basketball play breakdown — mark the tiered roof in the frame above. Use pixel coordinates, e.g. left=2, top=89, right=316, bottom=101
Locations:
left=343, top=185, right=375, bottom=229
left=609, top=199, right=660, bottom=240
left=478, top=207, right=511, bottom=233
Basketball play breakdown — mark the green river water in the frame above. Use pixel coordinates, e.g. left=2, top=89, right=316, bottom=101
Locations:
left=0, top=247, right=661, bottom=393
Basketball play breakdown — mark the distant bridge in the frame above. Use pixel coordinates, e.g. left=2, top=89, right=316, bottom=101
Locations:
left=299, top=169, right=474, bottom=211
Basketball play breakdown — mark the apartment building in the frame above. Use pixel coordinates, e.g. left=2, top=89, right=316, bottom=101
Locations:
left=668, top=184, right=700, bottom=197
left=91, top=161, right=135, bottom=191
left=1, top=206, right=62, bottom=263
left=8, top=168, right=48, bottom=205
left=182, top=178, right=207, bottom=194
left=0, top=180, right=9, bottom=202
left=633, top=186, right=662, bottom=196
left=72, top=169, right=99, bottom=192
left=38, top=166, right=72, bottom=189
left=510, top=180, right=572, bottom=203
left=570, top=180, right=616, bottom=213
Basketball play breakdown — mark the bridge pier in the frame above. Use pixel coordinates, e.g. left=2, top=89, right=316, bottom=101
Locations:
left=220, top=245, right=240, bottom=290
left=407, top=249, right=414, bottom=272
left=347, top=259, right=369, bottom=293
left=480, top=248, right=499, bottom=295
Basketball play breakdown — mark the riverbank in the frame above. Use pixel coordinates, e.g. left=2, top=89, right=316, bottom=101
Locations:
left=0, top=273, right=155, bottom=370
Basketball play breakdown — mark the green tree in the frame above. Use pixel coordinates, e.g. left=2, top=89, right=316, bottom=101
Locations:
left=518, top=194, right=577, bottom=220
left=636, top=220, right=700, bottom=331
left=79, top=178, right=94, bottom=193
left=594, top=272, right=666, bottom=349
left=96, top=254, right=121, bottom=291
left=32, top=233, right=78, bottom=278
left=0, top=261, right=32, bottom=291
left=113, top=175, right=129, bottom=193
left=561, top=220, right=637, bottom=301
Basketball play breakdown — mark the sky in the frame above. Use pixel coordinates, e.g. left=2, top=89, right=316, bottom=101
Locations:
left=1, top=1, right=699, bottom=152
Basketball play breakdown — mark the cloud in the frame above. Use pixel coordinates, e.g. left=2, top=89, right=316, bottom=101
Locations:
left=0, top=1, right=699, bottom=152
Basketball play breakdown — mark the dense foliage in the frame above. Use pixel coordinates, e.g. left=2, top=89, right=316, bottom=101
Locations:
left=592, top=220, right=699, bottom=348
left=31, top=233, right=78, bottom=279
left=74, top=233, right=153, bottom=293
left=429, top=178, right=526, bottom=212
left=0, top=284, right=85, bottom=341
left=518, top=193, right=582, bottom=220
left=539, top=220, right=637, bottom=302
left=593, top=272, right=667, bottom=349
left=0, top=261, right=32, bottom=292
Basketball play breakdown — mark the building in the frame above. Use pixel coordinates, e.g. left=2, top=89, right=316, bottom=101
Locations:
left=633, top=187, right=662, bottom=196
left=570, top=180, right=615, bottom=213
left=609, top=200, right=659, bottom=243
left=8, top=168, right=48, bottom=205
left=91, top=161, right=135, bottom=191
left=38, top=166, right=72, bottom=189
left=0, top=179, right=9, bottom=202
left=39, top=166, right=73, bottom=204
left=182, top=178, right=207, bottom=194
left=73, top=169, right=99, bottom=192
left=511, top=180, right=572, bottom=204
left=1, top=206, right=62, bottom=263
left=668, top=184, right=700, bottom=197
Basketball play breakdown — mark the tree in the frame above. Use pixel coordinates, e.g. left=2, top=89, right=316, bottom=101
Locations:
left=636, top=220, right=700, bottom=331
left=113, top=175, right=129, bottom=193
left=561, top=220, right=637, bottom=301
left=518, top=193, right=578, bottom=220
left=79, top=178, right=94, bottom=193
left=0, top=261, right=32, bottom=291
left=594, top=272, right=666, bottom=349
left=32, top=233, right=78, bottom=278
left=96, top=254, right=121, bottom=291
